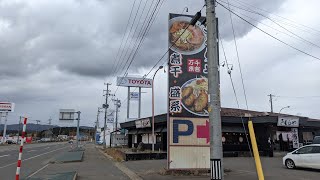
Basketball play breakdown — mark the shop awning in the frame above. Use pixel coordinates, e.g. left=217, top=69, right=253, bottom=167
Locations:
left=137, top=128, right=152, bottom=134
left=222, top=126, right=245, bottom=133
left=127, top=129, right=139, bottom=135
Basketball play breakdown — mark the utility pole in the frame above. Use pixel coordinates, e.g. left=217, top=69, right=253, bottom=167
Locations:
left=48, top=118, right=52, bottom=125
left=206, top=0, right=223, bottom=179
left=268, top=94, right=274, bottom=113
left=103, top=83, right=111, bottom=149
left=113, top=99, right=121, bottom=131
left=95, top=107, right=102, bottom=144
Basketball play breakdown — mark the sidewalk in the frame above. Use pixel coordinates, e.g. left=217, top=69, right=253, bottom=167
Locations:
left=29, top=143, right=129, bottom=180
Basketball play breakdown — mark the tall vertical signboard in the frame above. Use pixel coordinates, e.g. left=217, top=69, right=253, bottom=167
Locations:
left=168, top=14, right=209, bottom=169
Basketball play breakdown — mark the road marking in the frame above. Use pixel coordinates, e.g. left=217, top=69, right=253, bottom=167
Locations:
left=26, top=164, right=49, bottom=178
left=0, top=146, right=67, bottom=169
left=0, top=154, right=10, bottom=158
left=28, top=150, right=36, bottom=152
left=44, top=147, right=50, bottom=150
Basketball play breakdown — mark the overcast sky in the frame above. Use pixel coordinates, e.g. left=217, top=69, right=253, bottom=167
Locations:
left=1, top=0, right=320, bottom=127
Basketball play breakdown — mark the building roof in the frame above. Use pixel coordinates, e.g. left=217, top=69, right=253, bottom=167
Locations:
left=120, top=107, right=320, bottom=129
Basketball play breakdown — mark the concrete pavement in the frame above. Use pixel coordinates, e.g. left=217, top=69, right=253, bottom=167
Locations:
left=31, top=143, right=129, bottom=180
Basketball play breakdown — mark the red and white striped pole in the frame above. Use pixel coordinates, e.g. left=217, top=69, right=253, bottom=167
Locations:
left=16, top=117, right=27, bottom=180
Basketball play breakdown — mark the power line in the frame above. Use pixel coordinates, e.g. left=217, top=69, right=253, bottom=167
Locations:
left=226, top=0, right=249, bottom=111
left=274, top=95, right=320, bottom=99
left=233, top=10, right=311, bottom=43
left=110, top=0, right=162, bottom=99
left=216, top=1, right=320, bottom=61
left=229, top=0, right=320, bottom=35
left=109, top=0, right=137, bottom=77
left=115, top=0, right=151, bottom=76
left=113, top=0, right=143, bottom=75
left=120, top=1, right=204, bottom=83
left=118, top=0, right=163, bottom=77
left=220, top=1, right=253, bottom=156
left=219, top=0, right=320, bottom=49
left=220, top=35, right=253, bottom=156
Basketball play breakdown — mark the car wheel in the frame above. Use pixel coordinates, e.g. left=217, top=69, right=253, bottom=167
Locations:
left=285, top=159, right=295, bottom=169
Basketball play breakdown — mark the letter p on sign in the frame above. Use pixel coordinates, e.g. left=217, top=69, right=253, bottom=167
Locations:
left=173, top=119, right=194, bottom=143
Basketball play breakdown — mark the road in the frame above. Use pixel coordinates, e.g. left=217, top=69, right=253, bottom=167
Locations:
left=0, top=142, right=70, bottom=180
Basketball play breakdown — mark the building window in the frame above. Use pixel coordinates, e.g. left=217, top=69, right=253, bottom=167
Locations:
left=303, top=132, right=313, bottom=144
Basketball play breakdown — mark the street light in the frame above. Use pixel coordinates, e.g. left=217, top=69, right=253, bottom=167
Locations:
left=279, top=106, right=290, bottom=114
left=152, top=65, right=163, bottom=152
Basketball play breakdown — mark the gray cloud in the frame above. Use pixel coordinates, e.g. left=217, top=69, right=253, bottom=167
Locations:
left=1, top=0, right=320, bottom=127
left=0, top=0, right=285, bottom=80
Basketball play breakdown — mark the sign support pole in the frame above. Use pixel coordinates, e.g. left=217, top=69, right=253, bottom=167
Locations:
left=206, top=0, right=223, bottom=179
left=138, top=87, right=141, bottom=118
left=127, top=87, right=130, bottom=120
left=2, top=112, right=8, bottom=143
left=76, top=111, right=81, bottom=149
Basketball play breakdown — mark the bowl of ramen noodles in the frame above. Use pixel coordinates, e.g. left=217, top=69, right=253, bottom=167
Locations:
left=169, top=16, right=206, bottom=55
left=181, top=77, right=209, bottom=116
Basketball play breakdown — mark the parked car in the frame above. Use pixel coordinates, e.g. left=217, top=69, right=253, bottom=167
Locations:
left=283, top=144, right=320, bottom=169
left=39, top=138, right=51, bottom=142
left=6, top=140, right=16, bottom=144
left=312, top=136, right=320, bottom=144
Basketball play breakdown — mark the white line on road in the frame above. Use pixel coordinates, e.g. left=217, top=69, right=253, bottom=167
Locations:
left=26, top=164, right=49, bottom=178
left=44, top=147, right=50, bottom=150
left=28, top=150, right=37, bottom=152
left=0, top=154, right=10, bottom=158
left=0, top=146, right=67, bottom=169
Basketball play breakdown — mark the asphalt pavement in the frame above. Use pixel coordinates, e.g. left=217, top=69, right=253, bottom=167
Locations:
left=122, top=157, right=320, bottom=180
left=0, top=142, right=70, bottom=180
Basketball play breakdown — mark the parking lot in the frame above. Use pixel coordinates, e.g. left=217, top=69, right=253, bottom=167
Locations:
left=224, top=157, right=320, bottom=180
left=122, top=156, right=320, bottom=180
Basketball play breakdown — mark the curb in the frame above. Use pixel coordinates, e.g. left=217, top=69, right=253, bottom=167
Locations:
left=97, top=148, right=143, bottom=180
left=51, top=151, right=84, bottom=163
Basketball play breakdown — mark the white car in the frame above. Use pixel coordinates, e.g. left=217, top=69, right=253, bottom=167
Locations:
left=283, top=144, right=320, bottom=169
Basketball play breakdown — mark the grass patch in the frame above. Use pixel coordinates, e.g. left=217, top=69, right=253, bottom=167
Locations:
left=105, top=148, right=125, bottom=162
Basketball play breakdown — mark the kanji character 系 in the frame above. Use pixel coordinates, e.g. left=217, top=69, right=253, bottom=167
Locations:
left=169, top=100, right=182, bottom=113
